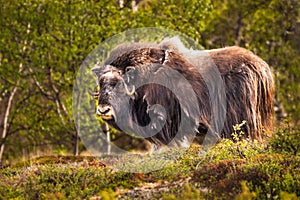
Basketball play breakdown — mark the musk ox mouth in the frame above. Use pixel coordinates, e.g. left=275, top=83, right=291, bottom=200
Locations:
left=96, top=104, right=116, bottom=121
left=99, top=114, right=114, bottom=120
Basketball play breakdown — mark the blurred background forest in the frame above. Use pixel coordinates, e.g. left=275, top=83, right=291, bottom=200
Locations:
left=0, top=0, right=299, bottom=166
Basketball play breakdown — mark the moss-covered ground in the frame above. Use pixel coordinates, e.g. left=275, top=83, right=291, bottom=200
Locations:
left=0, top=125, right=299, bottom=200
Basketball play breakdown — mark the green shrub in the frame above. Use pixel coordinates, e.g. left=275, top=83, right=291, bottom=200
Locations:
left=270, top=122, right=300, bottom=156
left=235, top=181, right=256, bottom=200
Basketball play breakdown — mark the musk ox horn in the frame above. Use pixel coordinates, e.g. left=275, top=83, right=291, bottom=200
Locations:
left=123, top=80, right=135, bottom=96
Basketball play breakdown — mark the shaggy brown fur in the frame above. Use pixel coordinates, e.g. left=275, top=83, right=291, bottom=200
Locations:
left=207, top=47, right=274, bottom=139
left=92, top=38, right=274, bottom=147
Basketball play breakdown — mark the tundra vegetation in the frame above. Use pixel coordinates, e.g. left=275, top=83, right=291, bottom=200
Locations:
left=0, top=0, right=299, bottom=199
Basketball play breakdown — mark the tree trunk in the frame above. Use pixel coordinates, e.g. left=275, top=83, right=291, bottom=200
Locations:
left=73, top=91, right=80, bottom=157
left=0, top=23, right=30, bottom=165
left=119, top=0, right=124, bottom=8
left=73, top=128, right=79, bottom=156
left=132, top=0, right=138, bottom=12
left=235, top=12, right=243, bottom=46
left=0, top=70, right=20, bottom=166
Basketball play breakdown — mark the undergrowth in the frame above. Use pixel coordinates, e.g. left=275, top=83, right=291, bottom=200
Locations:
left=0, top=123, right=299, bottom=199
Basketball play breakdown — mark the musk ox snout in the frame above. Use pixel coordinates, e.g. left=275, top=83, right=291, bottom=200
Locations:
left=96, top=104, right=115, bottom=120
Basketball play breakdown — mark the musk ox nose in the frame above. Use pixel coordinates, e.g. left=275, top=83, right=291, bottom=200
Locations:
left=97, top=105, right=111, bottom=114
left=97, top=105, right=114, bottom=120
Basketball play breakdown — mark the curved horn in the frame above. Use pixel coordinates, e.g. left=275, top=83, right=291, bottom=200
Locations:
left=123, top=80, right=135, bottom=96
left=88, top=88, right=100, bottom=99
left=125, top=84, right=135, bottom=96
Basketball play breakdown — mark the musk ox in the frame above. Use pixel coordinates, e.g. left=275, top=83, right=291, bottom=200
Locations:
left=92, top=37, right=274, bottom=149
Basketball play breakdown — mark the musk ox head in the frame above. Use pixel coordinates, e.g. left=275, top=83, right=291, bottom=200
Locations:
left=92, top=37, right=274, bottom=149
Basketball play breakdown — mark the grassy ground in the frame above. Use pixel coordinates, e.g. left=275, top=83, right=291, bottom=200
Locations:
left=0, top=125, right=299, bottom=200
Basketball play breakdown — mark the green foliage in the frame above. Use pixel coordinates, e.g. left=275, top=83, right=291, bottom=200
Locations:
left=270, top=121, right=300, bottom=156
left=193, top=154, right=300, bottom=199
left=97, top=188, right=116, bottom=200
left=181, top=183, right=202, bottom=200
left=0, top=159, right=134, bottom=199
left=133, top=0, right=212, bottom=42
left=41, top=192, right=66, bottom=200
left=232, top=120, right=247, bottom=141
left=235, top=181, right=256, bottom=200
left=202, top=137, right=266, bottom=162
left=280, top=191, right=298, bottom=200
left=162, top=183, right=203, bottom=200
left=1, top=137, right=300, bottom=199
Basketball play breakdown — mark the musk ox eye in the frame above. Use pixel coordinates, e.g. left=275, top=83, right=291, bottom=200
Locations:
left=125, top=66, right=135, bottom=73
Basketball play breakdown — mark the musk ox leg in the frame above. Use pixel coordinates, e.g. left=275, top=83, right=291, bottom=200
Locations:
left=194, top=120, right=222, bottom=145
left=197, top=122, right=208, bottom=135
left=147, top=104, right=167, bottom=133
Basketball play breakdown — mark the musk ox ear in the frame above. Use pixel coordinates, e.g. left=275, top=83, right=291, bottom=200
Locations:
left=159, top=36, right=189, bottom=54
